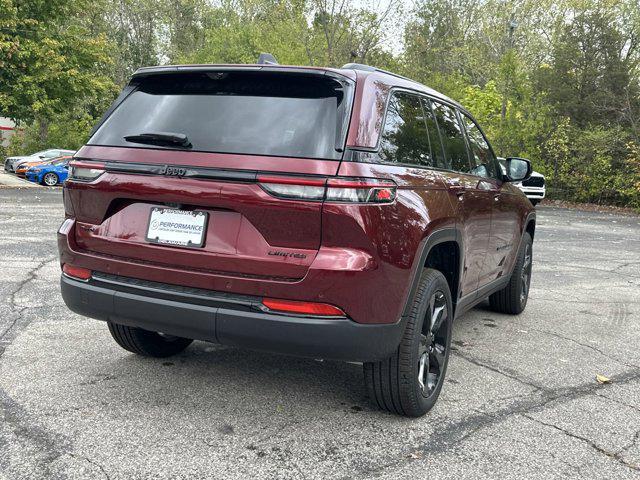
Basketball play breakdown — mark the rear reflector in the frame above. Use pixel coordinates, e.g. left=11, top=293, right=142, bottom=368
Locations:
left=262, top=298, right=345, bottom=317
left=257, top=175, right=396, bottom=203
left=62, top=264, right=92, bottom=281
left=69, top=161, right=105, bottom=182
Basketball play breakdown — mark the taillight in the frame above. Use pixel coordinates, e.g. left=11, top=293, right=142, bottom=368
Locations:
left=58, top=218, right=74, bottom=235
left=262, top=298, right=346, bottom=317
left=257, top=175, right=326, bottom=201
left=258, top=175, right=396, bottom=203
left=326, top=177, right=396, bottom=203
left=69, top=161, right=105, bottom=181
left=62, top=264, right=92, bottom=281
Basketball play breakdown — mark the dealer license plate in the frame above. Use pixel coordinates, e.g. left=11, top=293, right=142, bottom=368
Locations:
left=146, top=207, right=208, bottom=248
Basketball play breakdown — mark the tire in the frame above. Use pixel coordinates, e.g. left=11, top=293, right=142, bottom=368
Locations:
left=530, top=199, right=540, bottom=206
left=107, top=322, right=193, bottom=357
left=42, top=172, right=59, bottom=186
left=489, top=232, right=533, bottom=314
left=364, top=268, right=453, bottom=417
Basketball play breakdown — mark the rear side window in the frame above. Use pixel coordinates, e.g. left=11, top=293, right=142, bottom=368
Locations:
left=461, top=114, right=499, bottom=179
left=421, top=98, right=446, bottom=169
left=378, top=92, right=432, bottom=166
left=431, top=101, right=470, bottom=173
left=88, top=72, right=352, bottom=160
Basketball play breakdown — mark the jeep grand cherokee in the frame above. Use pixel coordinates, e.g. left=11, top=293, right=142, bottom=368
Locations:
left=58, top=61, right=535, bottom=417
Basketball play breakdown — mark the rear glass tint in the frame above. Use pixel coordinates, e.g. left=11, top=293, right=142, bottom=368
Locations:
left=88, top=71, right=352, bottom=160
left=432, top=101, right=470, bottom=173
left=378, top=92, right=431, bottom=165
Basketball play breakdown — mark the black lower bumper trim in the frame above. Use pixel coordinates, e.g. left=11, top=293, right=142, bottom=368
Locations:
left=61, top=274, right=404, bottom=362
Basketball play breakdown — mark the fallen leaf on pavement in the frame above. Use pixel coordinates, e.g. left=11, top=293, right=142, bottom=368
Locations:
left=596, top=374, right=611, bottom=384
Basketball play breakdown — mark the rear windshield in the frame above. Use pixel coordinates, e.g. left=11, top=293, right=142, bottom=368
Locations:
left=88, top=71, right=353, bottom=160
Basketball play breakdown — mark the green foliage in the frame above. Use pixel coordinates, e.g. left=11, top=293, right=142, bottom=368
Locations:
left=0, top=0, right=118, bottom=152
left=2, top=0, right=639, bottom=208
left=405, top=0, right=640, bottom=208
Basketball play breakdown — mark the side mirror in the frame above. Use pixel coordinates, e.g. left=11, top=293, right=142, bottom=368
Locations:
left=503, top=157, right=532, bottom=182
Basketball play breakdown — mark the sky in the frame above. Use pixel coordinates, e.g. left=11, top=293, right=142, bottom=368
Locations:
left=348, top=0, right=416, bottom=54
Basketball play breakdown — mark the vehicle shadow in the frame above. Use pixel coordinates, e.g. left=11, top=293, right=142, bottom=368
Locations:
left=103, top=340, right=372, bottom=414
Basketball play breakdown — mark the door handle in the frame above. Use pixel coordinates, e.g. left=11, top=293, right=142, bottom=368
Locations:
left=494, top=193, right=500, bottom=201
left=448, top=186, right=466, bottom=201
left=446, top=179, right=466, bottom=193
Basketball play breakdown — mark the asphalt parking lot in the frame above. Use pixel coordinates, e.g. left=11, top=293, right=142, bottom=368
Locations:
left=1, top=188, right=639, bottom=480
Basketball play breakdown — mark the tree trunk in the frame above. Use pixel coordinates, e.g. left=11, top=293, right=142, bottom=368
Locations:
left=37, top=117, right=49, bottom=145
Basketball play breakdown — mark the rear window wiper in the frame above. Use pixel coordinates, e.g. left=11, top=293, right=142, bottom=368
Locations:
left=123, top=132, right=192, bottom=148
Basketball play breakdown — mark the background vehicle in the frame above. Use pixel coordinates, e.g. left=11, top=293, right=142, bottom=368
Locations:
left=4, top=148, right=75, bottom=172
left=498, top=157, right=545, bottom=205
left=25, top=155, right=71, bottom=185
left=15, top=157, right=56, bottom=177
left=59, top=61, right=535, bottom=417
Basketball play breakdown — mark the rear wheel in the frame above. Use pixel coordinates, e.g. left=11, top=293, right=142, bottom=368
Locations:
left=364, top=268, right=453, bottom=417
left=107, top=322, right=193, bottom=357
left=42, top=172, right=59, bottom=186
left=489, top=232, right=533, bottom=314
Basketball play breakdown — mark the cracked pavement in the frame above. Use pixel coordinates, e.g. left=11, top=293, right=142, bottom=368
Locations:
left=0, top=188, right=639, bottom=479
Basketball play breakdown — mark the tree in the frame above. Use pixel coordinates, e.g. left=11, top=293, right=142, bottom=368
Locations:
left=0, top=0, right=117, bottom=143
left=536, top=5, right=640, bottom=130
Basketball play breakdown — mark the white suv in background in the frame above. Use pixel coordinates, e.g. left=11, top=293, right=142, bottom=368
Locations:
left=498, top=157, right=545, bottom=205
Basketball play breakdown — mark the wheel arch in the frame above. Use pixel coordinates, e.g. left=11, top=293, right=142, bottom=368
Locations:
left=401, top=228, right=464, bottom=319
left=525, top=216, right=536, bottom=241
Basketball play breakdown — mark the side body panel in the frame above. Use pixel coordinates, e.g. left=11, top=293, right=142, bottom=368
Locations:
left=487, top=182, right=535, bottom=280
left=439, top=172, right=495, bottom=297
left=333, top=161, right=458, bottom=324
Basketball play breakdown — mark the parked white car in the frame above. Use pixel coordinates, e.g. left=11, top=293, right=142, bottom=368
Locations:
left=4, top=149, right=75, bottom=172
left=498, top=157, right=545, bottom=205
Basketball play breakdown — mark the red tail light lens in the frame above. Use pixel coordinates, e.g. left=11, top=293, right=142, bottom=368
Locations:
left=258, top=175, right=396, bottom=203
left=62, top=264, right=92, bottom=281
left=326, top=177, right=396, bottom=203
left=69, top=161, right=106, bottom=182
left=262, top=298, right=346, bottom=317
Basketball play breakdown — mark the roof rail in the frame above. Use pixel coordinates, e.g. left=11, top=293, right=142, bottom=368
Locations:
left=258, top=53, right=279, bottom=65
left=341, top=63, right=376, bottom=72
left=341, top=63, right=413, bottom=83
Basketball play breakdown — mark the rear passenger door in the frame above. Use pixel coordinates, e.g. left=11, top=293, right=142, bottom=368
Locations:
left=461, top=113, right=521, bottom=282
left=429, top=99, right=494, bottom=299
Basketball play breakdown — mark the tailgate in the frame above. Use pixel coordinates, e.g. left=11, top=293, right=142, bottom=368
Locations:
left=67, top=147, right=341, bottom=280
left=65, top=68, right=353, bottom=281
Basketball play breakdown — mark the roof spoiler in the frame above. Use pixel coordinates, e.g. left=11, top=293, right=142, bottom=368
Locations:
left=257, top=53, right=279, bottom=65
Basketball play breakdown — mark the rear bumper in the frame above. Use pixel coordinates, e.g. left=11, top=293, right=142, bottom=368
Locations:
left=60, top=273, right=405, bottom=362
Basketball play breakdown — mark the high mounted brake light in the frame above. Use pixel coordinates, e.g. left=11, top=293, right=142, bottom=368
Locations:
left=69, top=161, right=106, bottom=181
left=257, top=175, right=396, bottom=203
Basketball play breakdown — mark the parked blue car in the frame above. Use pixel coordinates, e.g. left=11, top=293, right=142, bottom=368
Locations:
left=25, top=156, right=71, bottom=186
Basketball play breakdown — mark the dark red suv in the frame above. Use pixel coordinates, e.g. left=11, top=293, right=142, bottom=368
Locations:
left=59, top=61, right=535, bottom=417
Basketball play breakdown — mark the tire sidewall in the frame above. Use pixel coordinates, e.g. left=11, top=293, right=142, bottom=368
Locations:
left=403, top=270, right=454, bottom=415
left=515, top=233, right=533, bottom=311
